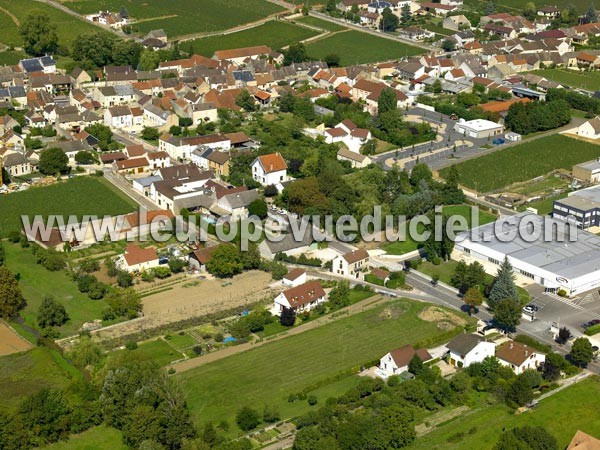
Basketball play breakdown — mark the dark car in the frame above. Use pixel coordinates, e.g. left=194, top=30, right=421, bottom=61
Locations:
left=158, top=257, right=169, bottom=265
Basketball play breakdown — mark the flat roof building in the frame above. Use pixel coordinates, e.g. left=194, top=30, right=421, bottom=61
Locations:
left=553, top=185, right=600, bottom=229
left=573, top=158, right=600, bottom=183
left=454, top=212, right=600, bottom=296
left=453, top=118, right=504, bottom=139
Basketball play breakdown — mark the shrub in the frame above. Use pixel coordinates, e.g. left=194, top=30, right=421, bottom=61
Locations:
left=125, top=341, right=138, bottom=350
left=168, top=368, right=176, bottom=374
left=77, top=274, right=97, bottom=293
left=214, top=332, right=224, bottom=342
left=236, top=406, right=260, bottom=431
left=584, top=323, right=600, bottom=336
left=557, top=289, right=567, bottom=297
left=153, top=266, right=171, bottom=279
left=307, top=395, right=318, bottom=406
left=192, top=345, right=203, bottom=355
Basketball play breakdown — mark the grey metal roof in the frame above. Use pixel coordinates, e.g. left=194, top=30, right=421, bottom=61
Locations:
left=557, top=185, right=600, bottom=211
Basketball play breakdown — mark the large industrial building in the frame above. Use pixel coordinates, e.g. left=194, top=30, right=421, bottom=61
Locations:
left=553, top=185, right=600, bottom=229
left=454, top=213, right=600, bottom=296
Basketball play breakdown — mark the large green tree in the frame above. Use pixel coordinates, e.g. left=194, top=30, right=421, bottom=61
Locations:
left=488, top=257, right=519, bottom=309
left=570, top=337, right=594, bottom=367
left=0, top=266, right=26, bottom=319
left=72, top=32, right=115, bottom=69
left=380, top=7, right=399, bottom=31
left=19, top=13, right=59, bottom=56
left=39, top=147, right=69, bottom=175
left=493, top=298, right=521, bottom=332
left=206, top=245, right=243, bottom=278
left=378, top=87, right=398, bottom=116
left=37, top=296, right=69, bottom=328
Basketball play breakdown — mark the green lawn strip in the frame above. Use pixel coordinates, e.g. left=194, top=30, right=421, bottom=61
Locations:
left=304, top=30, right=424, bottom=66
left=39, top=425, right=127, bottom=450
left=517, top=193, right=568, bottom=216
left=178, top=298, right=472, bottom=436
left=4, top=243, right=110, bottom=337
left=188, top=21, right=318, bottom=56
left=294, top=16, right=346, bottom=32
left=165, top=332, right=198, bottom=352
left=440, top=135, right=600, bottom=193
left=119, top=339, right=185, bottom=367
left=411, top=377, right=600, bottom=450
left=531, top=68, right=600, bottom=91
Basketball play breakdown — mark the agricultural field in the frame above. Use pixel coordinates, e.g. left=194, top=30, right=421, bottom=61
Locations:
left=382, top=204, right=496, bottom=255
left=411, top=376, right=600, bottom=450
left=294, top=16, right=346, bottom=32
left=0, top=347, right=81, bottom=412
left=0, top=321, right=32, bottom=356
left=178, top=298, right=472, bottom=435
left=0, top=0, right=109, bottom=48
left=439, top=135, right=600, bottom=193
left=3, top=243, right=110, bottom=337
left=0, top=50, right=26, bottom=65
left=304, top=30, right=424, bottom=65
left=531, top=68, right=600, bottom=91
left=188, top=20, right=319, bottom=57
left=464, top=0, right=593, bottom=14
left=59, top=0, right=285, bottom=38
left=0, top=176, right=137, bottom=235
left=41, top=425, right=127, bottom=450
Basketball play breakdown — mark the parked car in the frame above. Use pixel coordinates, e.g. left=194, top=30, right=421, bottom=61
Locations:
left=492, top=138, right=505, bottom=145
left=525, top=304, right=539, bottom=312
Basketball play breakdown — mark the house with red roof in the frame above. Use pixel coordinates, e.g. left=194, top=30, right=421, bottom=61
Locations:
left=118, top=244, right=159, bottom=272
left=251, top=152, right=288, bottom=187
left=271, top=280, right=326, bottom=316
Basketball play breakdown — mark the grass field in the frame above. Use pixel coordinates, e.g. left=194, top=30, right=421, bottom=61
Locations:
left=4, top=243, right=110, bottom=336
left=304, top=30, right=424, bottom=65
left=0, top=176, right=136, bottom=234
left=188, top=21, right=319, bottom=56
left=0, top=50, right=26, bottom=65
left=178, top=298, right=471, bottom=434
left=464, top=0, right=593, bottom=14
left=0, top=347, right=80, bottom=412
left=531, top=68, right=600, bottom=91
left=41, top=425, right=127, bottom=450
left=518, top=193, right=567, bottom=215
left=294, top=16, right=346, bottom=32
left=119, top=339, right=184, bottom=367
left=440, top=135, right=600, bottom=193
left=411, top=376, right=600, bottom=450
left=382, top=204, right=497, bottom=255
left=0, top=0, right=110, bottom=48
left=60, top=0, right=285, bottom=38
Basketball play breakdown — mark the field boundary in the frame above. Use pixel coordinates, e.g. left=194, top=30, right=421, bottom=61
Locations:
left=0, top=6, right=19, bottom=26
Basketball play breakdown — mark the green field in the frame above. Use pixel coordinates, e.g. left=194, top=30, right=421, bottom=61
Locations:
left=178, top=298, right=472, bottom=434
left=188, top=20, right=319, bottom=56
left=120, top=339, right=184, bottom=367
left=0, top=50, right=26, bottom=65
left=4, top=243, right=110, bottom=336
left=464, top=0, right=593, bottom=14
left=382, top=204, right=497, bottom=255
left=59, top=0, right=285, bottom=38
left=0, top=348, right=80, bottom=412
left=304, top=30, right=424, bottom=65
left=411, top=377, right=600, bottom=450
left=41, top=425, right=127, bottom=450
left=294, top=16, right=346, bottom=32
left=531, top=68, right=600, bottom=91
left=0, top=176, right=136, bottom=234
left=440, top=135, right=600, bottom=193
left=0, top=0, right=110, bottom=48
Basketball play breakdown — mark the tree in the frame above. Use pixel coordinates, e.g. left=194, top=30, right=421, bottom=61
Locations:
left=85, top=124, right=114, bottom=151
left=139, top=49, right=162, bottom=71
left=570, top=337, right=594, bottom=367
left=72, top=32, right=115, bottom=69
left=264, top=184, right=278, bottom=197
left=0, top=267, right=25, bottom=319
left=75, top=151, right=94, bottom=164
left=19, top=13, right=59, bottom=56
left=493, top=298, right=521, bottom=332
left=463, top=287, right=484, bottom=314
left=236, top=406, right=260, bottom=431
left=280, top=306, right=296, bottom=326
left=486, top=0, right=496, bottom=15
left=408, top=354, right=424, bottom=375
left=235, top=90, right=256, bottom=112
left=324, top=53, right=340, bottom=67
left=37, top=296, right=69, bottom=328
left=39, top=148, right=69, bottom=175
left=378, top=87, right=398, bottom=116
left=329, top=280, right=350, bottom=308
left=442, top=39, right=456, bottom=52
left=68, top=336, right=102, bottom=369
left=380, top=7, right=399, bottom=32
left=112, top=39, right=143, bottom=67
left=141, top=127, right=160, bottom=141
left=168, top=258, right=186, bottom=273
left=170, top=125, right=182, bottom=136
left=105, top=288, right=142, bottom=318
left=284, top=42, right=309, bottom=65
left=586, top=4, right=598, bottom=23
left=0, top=243, right=4, bottom=267
left=19, top=388, right=71, bottom=444
left=248, top=199, right=268, bottom=219
left=206, top=245, right=243, bottom=278
left=523, top=2, right=537, bottom=20
left=401, top=3, right=412, bottom=24
left=117, top=270, right=133, bottom=288
left=488, top=257, right=519, bottom=309
left=556, top=326, right=572, bottom=344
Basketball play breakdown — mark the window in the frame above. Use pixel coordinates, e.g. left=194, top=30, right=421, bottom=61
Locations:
left=519, top=269, right=534, bottom=279
left=488, top=257, right=500, bottom=265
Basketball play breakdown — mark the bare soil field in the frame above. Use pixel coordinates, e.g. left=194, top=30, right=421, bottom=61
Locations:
left=0, top=322, right=33, bottom=356
left=93, top=271, right=275, bottom=341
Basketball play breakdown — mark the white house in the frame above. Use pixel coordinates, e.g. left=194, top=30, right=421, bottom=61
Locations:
left=324, top=119, right=372, bottom=153
left=446, top=333, right=496, bottom=368
left=495, top=340, right=546, bottom=375
left=104, top=105, right=142, bottom=128
left=118, top=244, right=159, bottom=272
left=270, top=280, right=326, bottom=316
left=379, top=345, right=433, bottom=378
left=251, top=153, right=287, bottom=186
left=332, top=248, right=370, bottom=279
left=337, top=148, right=372, bottom=168
left=453, top=118, right=504, bottom=139
left=575, top=117, right=600, bottom=140
left=282, top=268, right=307, bottom=287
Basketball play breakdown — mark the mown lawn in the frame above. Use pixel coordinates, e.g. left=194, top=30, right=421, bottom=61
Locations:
left=0, top=176, right=136, bottom=235
left=188, top=21, right=319, bottom=56
left=0, top=50, right=25, bottom=65
left=439, top=135, right=600, bottom=193
left=178, top=298, right=472, bottom=436
left=119, top=339, right=184, bottom=367
left=0, top=0, right=111, bottom=48
left=531, top=68, right=600, bottom=91
left=304, top=30, right=424, bottom=65
left=0, top=347, right=81, bottom=412
left=4, top=243, right=110, bottom=337
left=411, top=376, right=600, bottom=450
left=294, top=16, right=346, bottom=32
left=40, top=425, right=127, bottom=450
left=60, top=0, right=284, bottom=37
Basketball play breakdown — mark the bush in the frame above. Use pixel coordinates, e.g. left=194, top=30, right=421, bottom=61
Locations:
left=307, top=395, right=318, bottom=406
left=125, top=341, right=138, bottom=350
left=168, top=367, right=176, bottom=374
left=77, top=274, right=97, bottom=293
left=236, top=406, right=260, bottom=431
left=214, top=332, right=224, bottom=342
left=557, top=289, right=567, bottom=297
left=514, top=335, right=552, bottom=353
left=584, top=323, right=600, bottom=336
left=192, top=345, right=203, bottom=355
left=153, top=266, right=171, bottom=279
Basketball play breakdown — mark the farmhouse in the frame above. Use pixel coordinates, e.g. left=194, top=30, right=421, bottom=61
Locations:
left=118, top=244, right=159, bottom=273
left=453, top=118, right=504, bottom=139
left=188, top=245, right=220, bottom=271
left=251, top=153, right=287, bottom=187
left=332, top=248, right=370, bottom=278
left=495, top=340, right=545, bottom=374
left=378, top=345, right=433, bottom=378
left=574, top=116, right=600, bottom=140
left=454, top=212, right=600, bottom=296
left=270, top=280, right=326, bottom=316
left=446, top=333, right=495, bottom=368
left=282, top=268, right=307, bottom=287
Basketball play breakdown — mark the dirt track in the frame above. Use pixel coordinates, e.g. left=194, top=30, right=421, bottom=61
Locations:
left=0, top=322, right=32, bottom=356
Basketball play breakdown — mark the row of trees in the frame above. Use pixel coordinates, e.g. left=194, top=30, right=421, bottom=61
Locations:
left=505, top=100, right=571, bottom=135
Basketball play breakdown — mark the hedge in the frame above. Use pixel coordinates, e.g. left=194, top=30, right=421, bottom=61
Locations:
left=584, top=323, right=600, bottom=336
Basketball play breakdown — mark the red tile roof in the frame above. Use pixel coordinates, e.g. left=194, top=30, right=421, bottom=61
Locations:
left=124, top=244, right=158, bottom=266
left=282, top=280, right=325, bottom=308
left=257, top=153, right=287, bottom=173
